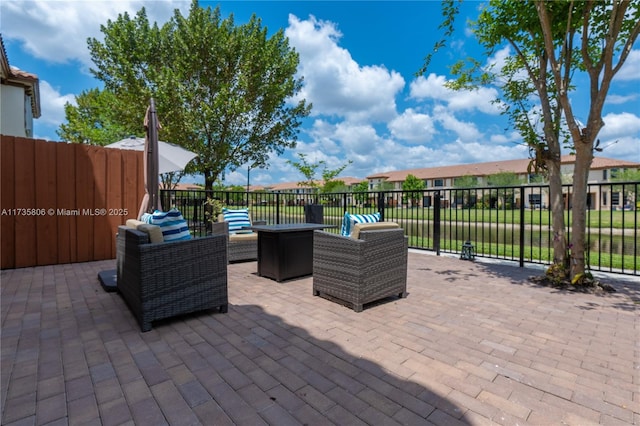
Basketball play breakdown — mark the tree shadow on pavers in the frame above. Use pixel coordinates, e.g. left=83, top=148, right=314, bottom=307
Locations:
left=416, top=253, right=640, bottom=311
left=547, top=283, right=640, bottom=312
left=192, top=304, right=474, bottom=425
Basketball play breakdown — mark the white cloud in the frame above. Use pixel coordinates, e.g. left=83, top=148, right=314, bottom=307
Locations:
left=1, top=1, right=187, bottom=69
left=606, top=93, right=639, bottom=105
left=410, top=74, right=501, bottom=115
left=285, top=14, right=405, bottom=123
left=598, top=112, right=640, bottom=139
left=387, top=109, right=436, bottom=143
left=435, top=139, right=529, bottom=167
left=432, top=105, right=482, bottom=142
left=596, top=135, right=640, bottom=159
left=616, top=50, right=640, bottom=81
left=38, top=80, right=77, bottom=127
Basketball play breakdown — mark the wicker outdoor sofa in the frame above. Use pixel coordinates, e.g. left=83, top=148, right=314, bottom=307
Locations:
left=312, top=222, right=408, bottom=312
left=211, top=213, right=266, bottom=262
left=116, top=225, right=228, bottom=332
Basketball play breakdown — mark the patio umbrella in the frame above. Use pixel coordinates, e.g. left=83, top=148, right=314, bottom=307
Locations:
left=105, top=137, right=197, bottom=175
left=105, top=102, right=197, bottom=218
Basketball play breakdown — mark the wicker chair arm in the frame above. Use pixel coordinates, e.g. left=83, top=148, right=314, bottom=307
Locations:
left=211, top=221, right=229, bottom=235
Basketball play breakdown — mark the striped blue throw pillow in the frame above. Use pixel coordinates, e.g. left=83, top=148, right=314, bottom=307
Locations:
left=341, top=212, right=381, bottom=237
left=222, top=208, right=252, bottom=233
left=142, top=209, right=191, bottom=241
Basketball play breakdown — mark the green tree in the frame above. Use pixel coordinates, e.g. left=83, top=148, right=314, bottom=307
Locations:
left=428, top=0, right=571, bottom=267
left=374, top=181, right=395, bottom=191
left=611, top=168, right=640, bottom=209
left=536, top=1, right=639, bottom=278
left=57, top=88, right=128, bottom=145
left=453, top=175, right=478, bottom=208
left=454, top=175, right=478, bottom=188
left=423, top=0, right=639, bottom=279
left=353, top=181, right=370, bottom=206
left=612, top=169, right=640, bottom=182
left=487, top=171, right=521, bottom=209
left=287, top=153, right=352, bottom=201
left=73, top=1, right=310, bottom=191
left=322, top=180, right=347, bottom=194
left=486, top=171, right=521, bottom=187
left=402, top=174, right=425, bottom=207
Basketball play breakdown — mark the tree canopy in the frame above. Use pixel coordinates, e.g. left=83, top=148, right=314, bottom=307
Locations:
left=57, top=88, right=128, bottom=145
left=287, top=153, right=352, bottom=195
left=422, top=0, right=639, bottom=280
left=60, top=0, right=311, bottom=190
left=402, top=174, right=425, bottom=206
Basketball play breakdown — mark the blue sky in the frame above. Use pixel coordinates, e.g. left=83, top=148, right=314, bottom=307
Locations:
left=2, top=1, right=639, bottom=187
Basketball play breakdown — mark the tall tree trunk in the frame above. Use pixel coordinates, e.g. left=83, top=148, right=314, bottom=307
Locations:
left=546, top=152, right=566, bottom=266
left=570, top=142, right=594, bottom=277
left=204, top=170, right=214, bottom=192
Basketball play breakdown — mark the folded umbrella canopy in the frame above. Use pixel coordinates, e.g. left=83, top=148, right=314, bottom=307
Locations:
left=142, top=99, right=160, bottom=216
left=106, top=137, right=197, bottom=175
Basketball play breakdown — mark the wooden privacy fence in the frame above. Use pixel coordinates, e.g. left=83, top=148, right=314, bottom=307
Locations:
left=1, top=136, right=144, bottom=269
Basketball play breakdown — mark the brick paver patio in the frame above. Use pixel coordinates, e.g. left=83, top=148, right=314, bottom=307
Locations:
left=1, top=251, right=638, bottom=425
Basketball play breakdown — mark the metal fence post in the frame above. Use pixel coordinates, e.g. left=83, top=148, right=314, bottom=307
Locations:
left=378, top=192, right=385, bottom=221
left=434, top=191, right=441, bottom=255
left=519, top=190, right=525, bottom=267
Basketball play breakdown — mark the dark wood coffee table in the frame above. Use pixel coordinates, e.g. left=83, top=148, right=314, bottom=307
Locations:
left=250, top=223, right=336, bottom=282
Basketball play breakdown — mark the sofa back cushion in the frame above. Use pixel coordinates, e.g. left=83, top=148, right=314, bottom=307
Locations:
left=340, top=212, right=381, bottom=237
left=141, top=208, right=191, bottom=241
left=221, top=208, right=252, bottom=233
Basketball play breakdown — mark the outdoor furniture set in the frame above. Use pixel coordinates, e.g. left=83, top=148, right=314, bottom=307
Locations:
left=115, top=208, right=408, bottom=331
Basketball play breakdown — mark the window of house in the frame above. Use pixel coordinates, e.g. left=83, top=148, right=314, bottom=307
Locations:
left=611, top=168, right=619, bottom=179
left=612, top=192, right=620, bottom=205
left=434, top=179, right=444, bottom=187
left=528, top=194, right=542, bottom=208
left=603, top=170, right=608, bottom=180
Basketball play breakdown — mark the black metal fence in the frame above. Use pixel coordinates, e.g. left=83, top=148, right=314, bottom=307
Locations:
left=161, top=181, right=639, bottom=276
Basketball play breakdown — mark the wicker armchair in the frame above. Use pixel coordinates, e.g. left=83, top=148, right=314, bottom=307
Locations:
left=116, top=226, right=228, bottom=332
left=312, top=222, right=408, bottom=312
left=211, top=214, right=266, bottom=262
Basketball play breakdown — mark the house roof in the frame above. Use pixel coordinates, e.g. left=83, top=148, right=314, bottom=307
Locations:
left=262, top=176, right=363, bottom=192
left=167, top=183, right=204, bottom=191
left=366, top=155, right=640, bottom=182
left=0, top=34, right=41, bottom=118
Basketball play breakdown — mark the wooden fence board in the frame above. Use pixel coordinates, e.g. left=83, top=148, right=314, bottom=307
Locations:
left=13, top=138, right=37, bottom=268
left=35, top=140, right=58, bottom=265
left=91, top=146, right=112, bottom=260
left=123, top=150, right=143, bottom=220
left=1, top=136, right=16, bottom=269
left=56, top=142, right=77, bottom=264
left=75, top=145, right=95, bottom=262
left=106, top=148, right=124, bottom=258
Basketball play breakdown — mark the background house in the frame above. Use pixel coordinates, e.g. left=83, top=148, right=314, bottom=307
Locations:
left=366, top=156, right=639, bottom=210
left=1, top=35, right=41, bottom=138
